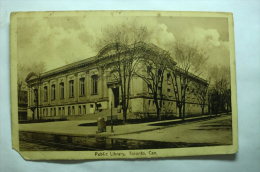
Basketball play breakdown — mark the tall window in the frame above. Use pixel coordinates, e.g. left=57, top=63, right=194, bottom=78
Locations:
left=33, top=89, right=38, bottom=103
left=167, top=73, right=171, bottom=84
left=51, top=84, right=56, bottom=100
left=69, top=80, right=74, bottom=98
left=60, top=82, right=64, bottom=99
left=72, top=106, right=75, bottom=115
left=44, top=86, right=48, bottom=102
left=68, top=106, right=71, bottom=116
left=91, top=75, right=98, bottom=95
left=78, top=106, right=81, bottom=115
left=147, top=83, right=152, bottom=94
left=79, top=78, right=85, bottom=96
left=83, top=105, right=86, bottom=115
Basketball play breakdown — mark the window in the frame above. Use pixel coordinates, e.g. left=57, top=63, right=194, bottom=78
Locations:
left=62, top=107, right=65, bottom=116
left=78, top=105, right=81, bottom=115
left=69, top=80, right=74, bottom=98
left=147, top=83, right=152, bottom=94
left=60, top=82, right=64, bottom=99
left=167, top=73, right=171, bottom=79
left=59, top=107, right=61, bottom=116
left=51, top=84, right=56, bottom=100
left=68, top=106, right=71, bottom=116
left=167, top=73, right=171, bottom=84
left=33, top=89, right=38, bottom=103
left=44, top=86, right=48, bottom=102
left=91, top=75, right=98, bottom=95
left=79, top=78, right=85, bottom=96
left=83, top=105, right=86, bottom=115
left=72, top=106, right=75, bottom=115
left=53, top=108, right=56, bottom=116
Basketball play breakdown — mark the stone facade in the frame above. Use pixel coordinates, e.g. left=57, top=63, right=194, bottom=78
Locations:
left=26, top=43, right=208, bottom=120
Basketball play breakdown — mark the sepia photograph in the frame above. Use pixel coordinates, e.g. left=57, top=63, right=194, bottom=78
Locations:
left=10, top=11, right=237, bottom=160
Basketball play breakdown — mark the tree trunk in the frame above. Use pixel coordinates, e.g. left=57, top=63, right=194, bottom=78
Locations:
left=201, top=106, right=204, bottom=115
left=178, top=105, right=182, bottom=118
left=156, top=108, right=161, bottom=120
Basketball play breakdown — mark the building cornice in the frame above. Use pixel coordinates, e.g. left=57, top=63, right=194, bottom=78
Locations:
left=26, top=42, right=207, bottom=85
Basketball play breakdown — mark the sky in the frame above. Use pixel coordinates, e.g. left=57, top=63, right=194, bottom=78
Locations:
left=17, top=14, right=230, bottom=73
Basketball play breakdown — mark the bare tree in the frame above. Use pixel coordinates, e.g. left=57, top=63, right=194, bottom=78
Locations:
left=135, top=44, right=172, bottom=120
left=97, top=23, right=150, bottom=123
left=168, top=40, right=208, bottom=119
left=208, top=65, right=231, bottom=114
left=193, top=81, right=209, bottom=115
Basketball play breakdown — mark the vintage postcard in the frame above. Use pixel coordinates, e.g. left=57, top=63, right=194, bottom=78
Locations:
left=10, top=11, right=238, bottom=160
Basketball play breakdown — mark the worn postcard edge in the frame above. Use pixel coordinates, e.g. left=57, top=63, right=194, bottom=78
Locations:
left=10, top=10, right=238, bottom=160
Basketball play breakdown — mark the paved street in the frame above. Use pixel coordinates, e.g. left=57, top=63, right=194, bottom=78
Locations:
left=19, top=114, right=232, bottom=150
left=110, top=115, right=232, bottom=145
left=19, top=114, right=225, bottom=137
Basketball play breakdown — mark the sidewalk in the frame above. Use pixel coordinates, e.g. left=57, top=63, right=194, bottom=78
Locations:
left=19, top=114, right=225, bottom=137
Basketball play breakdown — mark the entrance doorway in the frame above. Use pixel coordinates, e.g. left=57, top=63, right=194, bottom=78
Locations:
left=112, top=87, right=119, bottom=108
